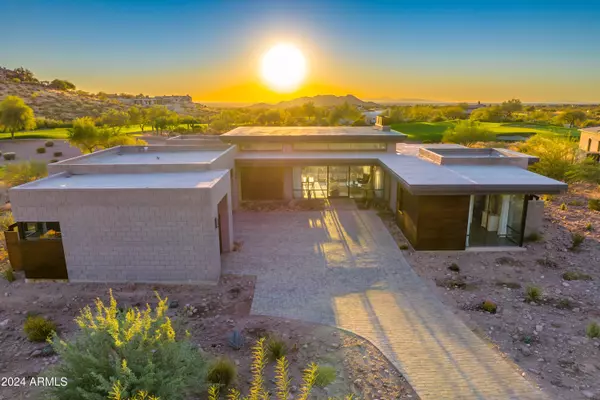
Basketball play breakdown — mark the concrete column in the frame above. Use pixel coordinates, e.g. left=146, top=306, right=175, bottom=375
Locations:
left=387, top=143, right=397, bottom=153
left=524, top=199, right=544, bottom=238
left=231, top=168, right=241, bottom=210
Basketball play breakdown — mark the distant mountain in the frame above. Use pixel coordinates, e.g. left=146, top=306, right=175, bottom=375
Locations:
left=249, top=94, right=380, bottom=109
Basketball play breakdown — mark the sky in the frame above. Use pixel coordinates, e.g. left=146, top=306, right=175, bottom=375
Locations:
left=2, top=0, right=600, bottom=104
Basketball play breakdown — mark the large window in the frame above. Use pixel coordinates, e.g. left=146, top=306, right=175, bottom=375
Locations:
left=18, top=222, right=61, bottom=240
left=292, top=143, right=387, bottom=151
left=292, top=166, right=384, bottom=199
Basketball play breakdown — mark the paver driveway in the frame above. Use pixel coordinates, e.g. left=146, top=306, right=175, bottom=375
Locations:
left=222, top=205, right=548, bottom=400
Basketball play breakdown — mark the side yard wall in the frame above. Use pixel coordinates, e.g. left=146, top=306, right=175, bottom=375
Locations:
left=10, top=187, right=222, bottom=284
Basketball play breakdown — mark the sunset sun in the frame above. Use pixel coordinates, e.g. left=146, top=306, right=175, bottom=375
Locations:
left=260, top=43, right=306, bottom=92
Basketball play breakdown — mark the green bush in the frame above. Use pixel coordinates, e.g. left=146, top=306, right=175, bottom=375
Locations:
left=3, top=152, right=16, bottom=160
left=587, top=322, right=600, bottom=339
left=44, top=290, right=208, bottom=400
left=267, top=336, right=287, bottom=361
left=24, top=315, right=56, bottom=342
left=559, top=203, right=567, bottom=211
left=45, top=140, right=54, bottom=147
left=525, top=285, right=542, bottom=302
left=481, top=300, right=497, bottom=314
left=556, top=298, right=573, bottom=310
left=36, top=147, right=46, bottom=154
left=49, top=159, right=59, bottom=163
left=585, top=223, right=594, bottom=231
left=206, top=357, right=237, bottom=387
left=3, top=161, right=47, bottom=187
left=53, top=151, right=63, bottom=157
left=441, top=120, right=495, bottom=145
left=0, top=212, right=14, bottom=231
left=399, top=243, right=409, bottom=250
left=1, top=266, right=15, bottom=282
left=314, top=364, right=337, bottom=387
left=589, top=199, right=600, bottom=211
left=570, top=232, right=585, bottom=250
left=562, top=271, right=592, bottom=281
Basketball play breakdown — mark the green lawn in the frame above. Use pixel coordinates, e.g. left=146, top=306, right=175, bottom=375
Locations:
left=0, top=126, right=145, bottom=141
left=391, top=121, right=580, bottom=143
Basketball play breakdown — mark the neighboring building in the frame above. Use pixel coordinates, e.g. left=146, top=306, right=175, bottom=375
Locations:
left=579, top=126, right=600, bottom=154
left=5, top=124, right=566, bottom=284
left=465, top=101, right=486, bottom=115
left=117, top=95, right=193, bottom=107
left=362, top=110, right=385, bottom=124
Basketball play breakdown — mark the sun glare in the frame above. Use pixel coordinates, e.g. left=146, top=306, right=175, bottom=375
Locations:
left=260, top=43, right=306, bottom=92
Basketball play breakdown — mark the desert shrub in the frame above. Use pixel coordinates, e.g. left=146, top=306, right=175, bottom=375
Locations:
left=436, top=277, right=468, bottom=290
left=49, top=159, right=59, bottom=163
left=108, top=383, right=159, bottom=400
left=3, top=161, right=47, bottom=187
left=53, top=151, right=63, bottom=157
left=585, top=223, right=594, bottom=231
left=448, top=263, right=460, bottom=272
left=536, top=257, right=558, bottom=268
left=24, top=315, right=56, bottom=342
left=570, top=232, right=585, bottom=250
left=1, top=266, right=15, bottom=282
left=587, top=322, right=600, bottom=339
left=556, top=298, right=573, bottom=310
left=481, top=300, right=497, bottom=314
left=568, top=199, right=583, bottom=206
left=314, top=364, right=337, bottom=387
left=11, top=77, right=21, bottom=83
left=267, top=336, right=287, bottom=361
left=541, top=194, right=554, bottom=202
left=441, top=120, right=495, bottom=145
left=0, top=212, right=14, bottom=231
left=525, top=285, right=542, bottom=302
left=589, top=199, right=600, bottom=211
left=562, top=271, right=592, bottom=281
left=208, top=338, right=352, bottom=400
left=524, top=232, right=542, bottom=242
left=514, top=134, right=578, bottom=181
left=3, top=152, right=16, bottom=160
left=44, top=290, right=208, bottom=400
left=206, top=357, right=237, bottom=387
left=399, top=243, right=409, bottom=250
left=36, top=147, right=46, bottom=154
left=227, top=330, right=245, bottom=350
left=559, top=203, right=567, bottom=211
left=45, top=140, right=54, bottom=147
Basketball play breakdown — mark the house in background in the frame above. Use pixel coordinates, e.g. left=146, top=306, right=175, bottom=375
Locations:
left=579, top=126, right=600, bottom=157
left=5, top=122, right=566, bottom=284
left=362, top=110, right=385, bottom=124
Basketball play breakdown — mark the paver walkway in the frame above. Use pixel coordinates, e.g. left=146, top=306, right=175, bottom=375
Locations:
left=223, top=204, right=548, bottom=400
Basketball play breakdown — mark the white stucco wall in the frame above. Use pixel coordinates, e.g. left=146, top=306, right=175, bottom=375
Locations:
left=10, top=179, right=231, bottom=284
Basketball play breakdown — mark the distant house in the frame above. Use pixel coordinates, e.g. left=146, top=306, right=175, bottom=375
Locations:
left=579, top=126, right=600, bottom=154
left=362, top=110, right=385, bottom=125
left=465, top=102, right=486, bottom=115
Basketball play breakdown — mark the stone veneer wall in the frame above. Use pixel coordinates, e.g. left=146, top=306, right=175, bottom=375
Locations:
left=10, top=181, right=229, bottom=284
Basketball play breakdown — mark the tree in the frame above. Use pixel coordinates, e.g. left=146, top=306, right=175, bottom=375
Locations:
left=442, top=120, right=495, bottom=144
left=302, top=101, right=316, bottom=120
left=13, top=67, right=37, bottom=83
left=558, top=109, right=587, bottom=128
left=67, top=117, right=106, bottom=153
left=0, top=96, right=36, bottom=139
left=470, top=105, right=504, bottom=122
left=99, top=109, right=129, bottom=134
left=128, top=106, right=148, bottom=132
left=514, top=134, right=579, bottom=180
left=3, top=161, right=48, bottom=187
left=49, top=79, right=76, bottom=91
left=501, top=98, right=523, bottom=117
left=441, top=106, right=467, bottom=120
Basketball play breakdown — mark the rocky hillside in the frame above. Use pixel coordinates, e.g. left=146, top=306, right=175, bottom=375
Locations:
left=250, top=94, right=380, bottom=109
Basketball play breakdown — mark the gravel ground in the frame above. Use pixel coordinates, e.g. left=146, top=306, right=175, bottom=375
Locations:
left=381, top=183, right=600, bottom=400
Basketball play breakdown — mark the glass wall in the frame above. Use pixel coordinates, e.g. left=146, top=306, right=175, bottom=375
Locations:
left=292, top=166, right=384, bottom=199
left=467, top=194, right=526, bottom=247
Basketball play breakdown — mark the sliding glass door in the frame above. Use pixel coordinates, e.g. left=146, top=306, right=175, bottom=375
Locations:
left=328, top=166, right=349, bottom=197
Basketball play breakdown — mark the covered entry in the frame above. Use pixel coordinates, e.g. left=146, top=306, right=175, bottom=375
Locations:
left=240, top=166, right=285, bottom=200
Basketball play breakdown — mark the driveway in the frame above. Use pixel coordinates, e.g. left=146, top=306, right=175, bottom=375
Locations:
left=223, top=205, right=548, bottom=400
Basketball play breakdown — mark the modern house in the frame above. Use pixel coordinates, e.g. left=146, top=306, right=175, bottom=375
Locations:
left=5, top=122, right=567, bottom=284
left=579, top=126, right=600, bottom=156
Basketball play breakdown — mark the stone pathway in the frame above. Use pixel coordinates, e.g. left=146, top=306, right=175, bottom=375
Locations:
left=223, top=206, right=549, bottom=400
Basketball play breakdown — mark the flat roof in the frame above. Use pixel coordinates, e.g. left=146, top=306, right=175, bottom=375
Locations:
left=221, top=126, right=407, bottom=143
left=235, top=151, right=567, bottom=194
left=14, top=170, right=227, bottom=190
left=581, top=126, right=600, bottom=135
left=68, top=150, right=226, bottom=165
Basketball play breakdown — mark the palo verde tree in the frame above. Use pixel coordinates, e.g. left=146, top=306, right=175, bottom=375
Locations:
left=0, top=96, right=36, bottom=139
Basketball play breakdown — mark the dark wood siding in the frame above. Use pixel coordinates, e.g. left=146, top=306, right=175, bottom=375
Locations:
left=4, top=234, right=68, bottom=279
left=395, top=183, right=470, bottom=250
left=240, top=166, right=285, bottom=200
left=417, top=195, right=470, bottom=250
